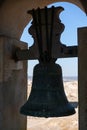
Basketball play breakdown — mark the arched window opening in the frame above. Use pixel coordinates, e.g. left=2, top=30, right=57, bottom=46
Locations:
left=20, top=2, right=87, bottom=130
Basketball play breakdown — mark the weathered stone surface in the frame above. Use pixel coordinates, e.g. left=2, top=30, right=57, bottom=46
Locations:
left=0, top=36, right=27, bottom=130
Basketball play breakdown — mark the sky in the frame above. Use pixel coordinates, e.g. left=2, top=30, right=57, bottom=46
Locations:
left=20, top=2, right=87, bottom=77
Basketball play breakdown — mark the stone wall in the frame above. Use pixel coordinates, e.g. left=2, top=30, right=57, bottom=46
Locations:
left=78, top=27, right=87, bottom=130
left=0, top=36, right=27, bottom=130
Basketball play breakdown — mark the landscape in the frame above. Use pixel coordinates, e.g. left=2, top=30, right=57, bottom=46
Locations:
left=27, top=77, right=78, bottom=130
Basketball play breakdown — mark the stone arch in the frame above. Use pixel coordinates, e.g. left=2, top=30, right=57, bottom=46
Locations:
left=0, top=0, right=86, bottom=40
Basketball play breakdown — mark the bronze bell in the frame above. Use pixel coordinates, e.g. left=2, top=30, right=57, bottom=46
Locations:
left=20, top=62, right=75, bottom=117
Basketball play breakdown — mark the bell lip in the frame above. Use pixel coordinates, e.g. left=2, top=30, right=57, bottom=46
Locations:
left=20, top=107, right=76, bottom=118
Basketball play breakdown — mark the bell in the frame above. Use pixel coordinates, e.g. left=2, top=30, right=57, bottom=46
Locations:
left=20, top=62, right=75, bottom=117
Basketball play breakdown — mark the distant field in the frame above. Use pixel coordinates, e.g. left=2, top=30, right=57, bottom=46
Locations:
left=63, top=76, right=78, bottom=81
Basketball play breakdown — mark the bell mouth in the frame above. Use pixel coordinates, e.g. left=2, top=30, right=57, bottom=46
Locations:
left=20, top=102, right=75, bottom=118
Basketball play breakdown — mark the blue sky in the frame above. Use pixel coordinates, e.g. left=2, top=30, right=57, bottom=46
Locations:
left=20, top=2, right=87, bottom=77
